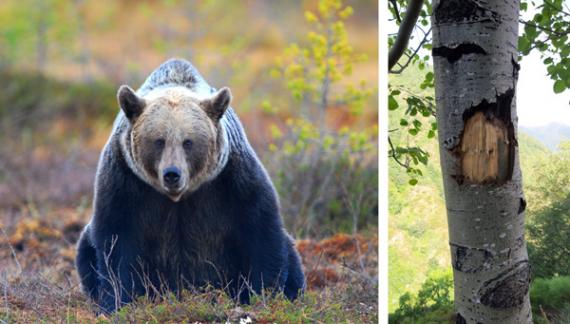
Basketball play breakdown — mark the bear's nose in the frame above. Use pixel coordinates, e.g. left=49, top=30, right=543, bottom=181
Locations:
left=163, top=166, right=181, bottom=186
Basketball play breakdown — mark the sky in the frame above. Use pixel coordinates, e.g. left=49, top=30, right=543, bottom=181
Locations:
left=517, top=49, right=570, bottom=127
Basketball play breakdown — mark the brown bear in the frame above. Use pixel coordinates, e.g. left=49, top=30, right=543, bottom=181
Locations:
left=75, top=58, right=305, bottom=313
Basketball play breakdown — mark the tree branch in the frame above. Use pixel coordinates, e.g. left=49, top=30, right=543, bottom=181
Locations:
left=388, top=0, right=424, bottom=70
left=519, top=19, right=570, bottom=37
left=388, top=136, right=409, bottom=169
left=389, top=0, right=402, bottom=23
left=390, top=27, right=431, bottom=74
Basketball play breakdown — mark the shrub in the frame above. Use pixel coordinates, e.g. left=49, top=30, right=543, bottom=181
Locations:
left=0, top=69, right=116, bottom=138
left=527, top=194, right=570, bottom=278
left=530, top=276, right=570, bottom=315
left=389, top=268, right=454, bottom=323
left=265, top=118, right=378, bottom=238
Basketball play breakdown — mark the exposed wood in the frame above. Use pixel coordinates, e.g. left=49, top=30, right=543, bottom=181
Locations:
left=460, top=112, right=511, bottom=183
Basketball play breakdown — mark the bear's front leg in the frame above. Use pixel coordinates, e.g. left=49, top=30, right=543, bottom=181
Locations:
left=95, top=233, right=146, bottom=314
left=238, top=222, right=289, bottom=302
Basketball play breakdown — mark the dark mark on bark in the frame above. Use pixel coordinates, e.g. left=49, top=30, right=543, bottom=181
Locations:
left=479, top=260, right=531, bottom=309
left=514, top=235, right=525, bottom=251
left=451, top=243, right=494, bottom=273
left=450, top=174, right=465, bottom=185
left=435, top=0, right=500, bottom=24
left=443, top=135, right=461, bottom=150
left=512, top=56, right=521, bottom=79
left=456, top=313, right=467, bottom=324
left=518, top=197, right=526, bottom=214
left=433, top=43, right=487, bottom=64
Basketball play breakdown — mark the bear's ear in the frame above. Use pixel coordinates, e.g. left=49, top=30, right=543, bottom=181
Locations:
left=202, top=87, right=232, bottom=122
left=117, top=85, right=146, bottom=122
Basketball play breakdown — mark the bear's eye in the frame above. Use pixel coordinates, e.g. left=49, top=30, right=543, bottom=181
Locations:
left=183, top=139, right=193, bottom=150
left=154, top=139, right=165, bottom=150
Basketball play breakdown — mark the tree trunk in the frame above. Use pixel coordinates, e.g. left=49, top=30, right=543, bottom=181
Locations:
left=431, top=1, right=532, bottom=323
left=35, top=0, right=48, bottom=73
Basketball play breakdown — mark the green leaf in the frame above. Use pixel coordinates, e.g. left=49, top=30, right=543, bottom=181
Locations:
left=409, top=179, right=418, bottom=186
left=524, top=24, right=538, bottom=40
left=543, top=57, right=553, bottom=65
left=518, top=36, right=531, bottom=53
left=553, top=80, right=566, bottom=93
left=389, top=95, right=399, bottom=110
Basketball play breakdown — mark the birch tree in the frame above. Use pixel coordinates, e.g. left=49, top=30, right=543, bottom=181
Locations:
left=430, top=0, right=531, bottom=323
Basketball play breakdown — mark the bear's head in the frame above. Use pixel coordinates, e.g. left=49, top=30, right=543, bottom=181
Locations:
left=117, top=85, right=231, bottom=202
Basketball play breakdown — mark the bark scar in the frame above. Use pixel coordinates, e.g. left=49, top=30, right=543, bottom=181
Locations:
left=450, top=243, right=494, bottom=273
left=433, top=43, right=487, bottom=64
left=518, top=198, right=526, bottom=214
left=479, top=260, right=531, bottom=309
left=453, top=89, right=516, bottom=184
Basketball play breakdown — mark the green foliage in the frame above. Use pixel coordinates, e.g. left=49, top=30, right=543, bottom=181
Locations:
left=0, top=69, right=116, bottom=137
left=0, top=0, right=79, bottom=68
left=524, top=141, right=570, bottom=278
left=528, top=194, right=570, bottom=278
left=388, top=1, right=436, bottom=183
left=525, top=141, right=570, bottom=213
left=269, top=0, right=371, bottom=122
left=530, top=276, right=570, bottom=317
left=388, top=69, right=448, bottom=309
left=389, top=268, right=454, bottom=324
left=520, top=0, right=570, bottom=92
left=388, top=64, right=436, bottom=184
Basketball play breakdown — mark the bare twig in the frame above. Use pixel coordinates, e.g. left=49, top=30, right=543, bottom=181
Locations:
left=388, top=136, right=410, bottom=170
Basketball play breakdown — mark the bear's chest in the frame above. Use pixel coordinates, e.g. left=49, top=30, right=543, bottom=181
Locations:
left=138, top=199, right=239, bottom=286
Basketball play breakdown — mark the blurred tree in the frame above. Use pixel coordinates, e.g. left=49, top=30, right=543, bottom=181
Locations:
left=270, top=0, right=370, bottom=128
left=0, top=0, right=77, bottom=73
left=264, top=0, right=377, bottom=238
left=72, top=0, right=92, bottom=81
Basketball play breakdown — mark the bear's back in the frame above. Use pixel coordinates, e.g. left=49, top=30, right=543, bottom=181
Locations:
left=137, top=58, right=212, bottom=97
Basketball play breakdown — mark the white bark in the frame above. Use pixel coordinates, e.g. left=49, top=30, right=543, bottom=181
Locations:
left=431, top=0, right=531, bottom=323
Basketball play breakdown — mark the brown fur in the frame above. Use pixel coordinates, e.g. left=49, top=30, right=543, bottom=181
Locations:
left=127, top=88, right=227, bottom=200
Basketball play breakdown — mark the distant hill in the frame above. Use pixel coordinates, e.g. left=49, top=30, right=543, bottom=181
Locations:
left=520, top=123, right=570, bottom=150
